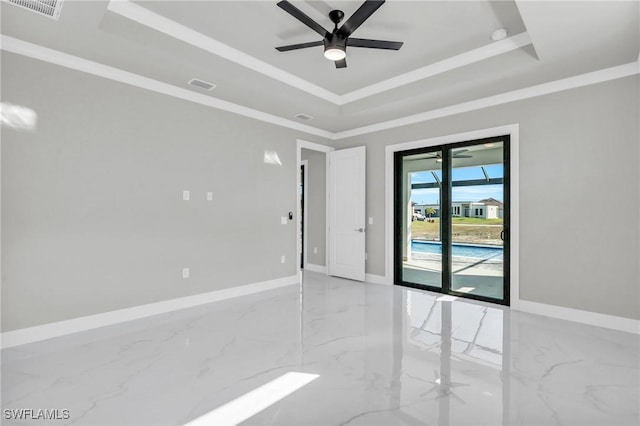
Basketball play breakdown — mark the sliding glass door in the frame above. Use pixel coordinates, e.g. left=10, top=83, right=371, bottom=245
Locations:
left=394, top=136, right=510, bottom=305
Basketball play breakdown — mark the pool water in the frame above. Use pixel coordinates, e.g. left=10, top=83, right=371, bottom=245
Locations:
left=412, top=240, right=503, bottom=260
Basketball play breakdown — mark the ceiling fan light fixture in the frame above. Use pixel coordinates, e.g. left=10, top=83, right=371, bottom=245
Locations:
left=436, top=158, right=443, bottom=163
left=324, top=46, right=346, bottom=61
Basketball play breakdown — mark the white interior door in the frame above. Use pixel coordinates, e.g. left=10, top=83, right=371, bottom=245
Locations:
left=329, top=146, right=366, bottom=281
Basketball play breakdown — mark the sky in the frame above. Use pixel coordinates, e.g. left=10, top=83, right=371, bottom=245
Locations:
left=410, top=165, right=503, bottom=205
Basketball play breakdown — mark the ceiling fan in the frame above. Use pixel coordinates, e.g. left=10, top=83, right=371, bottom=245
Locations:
left=425, top=149, right=473, bottom=162
left=275, top=0, right=403, bottom=68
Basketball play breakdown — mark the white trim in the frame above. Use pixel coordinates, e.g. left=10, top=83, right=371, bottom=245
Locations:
left=365, top=274, right=389, bottom=285
left=340, top=32, right=532, bottom=104
left=0, top=35, right=333, bottom=139
left=335, top=62, right=640, bottom=139
left=1, top=35, right=637, bottom=141
left=0, top=275, right=299, bottom=349
left=325, top=151, right=331, bottom=275
left=517, top=300, right=640, bottom=335
left=384, top=124, right=520, bottom=310
left=296, top=140, right=334, bottom=277
left=106, top=0, right=532, bottom=106
left=106, top=0, right=341, bottom=105
left=304, top=263, right=327, bottom=274
left=301, top=159, right=309, bottom=269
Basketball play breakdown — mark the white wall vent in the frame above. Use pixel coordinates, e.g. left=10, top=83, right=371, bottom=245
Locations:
left=294, top=113, right=314, bottom=121
left=6, top=0, right=64, bottom=20
left=188, top=78, right=216, bottom=91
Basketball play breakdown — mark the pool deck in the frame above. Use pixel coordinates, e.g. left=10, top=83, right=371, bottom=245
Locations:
left=403, top=252, right=504, bottom=299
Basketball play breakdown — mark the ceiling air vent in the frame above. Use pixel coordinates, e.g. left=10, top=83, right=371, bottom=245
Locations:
left=188, top=78, right=216, bottom=91
left=294, top=113, right=314, bottom=121
left=6, top=0, right=64, bottom=20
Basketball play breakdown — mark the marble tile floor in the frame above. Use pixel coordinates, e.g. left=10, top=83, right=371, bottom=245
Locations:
left=1, top=271, right=638, bottom=425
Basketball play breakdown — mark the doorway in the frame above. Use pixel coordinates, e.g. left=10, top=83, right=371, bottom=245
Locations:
left=300, top=162, right=306, bottom=268
left=394, top=136, right=510, bottom=305
left=297, top=140, right=334, bottom=275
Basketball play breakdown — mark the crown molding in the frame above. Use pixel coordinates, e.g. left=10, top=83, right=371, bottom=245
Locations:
left=340, top=32, right=532, bottom=104
left=0, top=35, right=334, bottom=139
left=334, top=61, right=640, bottom=139
left=106, top=0, right=341, bottom=105
left=1, top=35, right=638, bottom=141
left=106, top=0, right=533, bottom=106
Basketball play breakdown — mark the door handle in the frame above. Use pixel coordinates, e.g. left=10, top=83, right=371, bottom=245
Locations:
left=354, top=228, right=365, bottom=233
left=500, top=230, right=505, bottom=241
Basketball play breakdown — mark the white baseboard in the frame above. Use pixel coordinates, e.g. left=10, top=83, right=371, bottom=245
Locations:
left=1, top=275, right=299, bottom=349
left=516, top=300, right=640, bottom=335
left=365, top=274, right=390, bottom=285
left=304, top=263, right=327, bottom=274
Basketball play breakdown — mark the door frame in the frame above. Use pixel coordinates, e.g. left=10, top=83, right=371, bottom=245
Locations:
left=300, top=160, right=308, bottom=269
left=384, top=124, right=520, bottom=309
left=296, top=139, right=334, bottom=275
left=393, top=135, right=510, bottom=305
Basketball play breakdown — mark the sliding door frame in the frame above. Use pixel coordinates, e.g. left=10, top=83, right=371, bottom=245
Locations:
left=394, top=135, right=511, bottom=306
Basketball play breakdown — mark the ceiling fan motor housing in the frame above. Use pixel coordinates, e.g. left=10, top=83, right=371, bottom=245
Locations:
left=324, top=32, right=347, bottom=50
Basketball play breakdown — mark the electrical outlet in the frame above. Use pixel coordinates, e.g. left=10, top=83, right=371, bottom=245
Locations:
left=281, top=255, right=286, bottom=264
left=206, top=192, right=213, bottom=201
left=182, top=267, right=190, bottom=278
left=182, top=190, right=190, bottom=201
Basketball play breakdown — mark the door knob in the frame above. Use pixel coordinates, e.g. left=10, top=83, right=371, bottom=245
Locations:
left=355, top=228, right=364, bottom=232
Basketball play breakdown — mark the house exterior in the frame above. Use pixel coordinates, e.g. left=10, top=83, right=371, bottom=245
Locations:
left=414, top=198, right=503, bottom=219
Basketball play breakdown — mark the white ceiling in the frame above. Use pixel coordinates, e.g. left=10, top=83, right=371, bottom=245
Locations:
left=1, top=0, right=638, bottom=135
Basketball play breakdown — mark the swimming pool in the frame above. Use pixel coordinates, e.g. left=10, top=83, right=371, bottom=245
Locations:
left=411, top=240, right=503, bottom=260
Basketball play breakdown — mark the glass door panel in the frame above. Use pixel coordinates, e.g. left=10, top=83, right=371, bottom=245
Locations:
left=400, top=151, right=443, bottom=289
left=395, top=137, right=509, bottom=305
left=449, top=142, right=505, bottom=300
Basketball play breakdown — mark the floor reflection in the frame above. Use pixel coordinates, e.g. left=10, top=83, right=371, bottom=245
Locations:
left=1, top=271, right=637, bottom=426
left=391, top=288, right=508, bottom=425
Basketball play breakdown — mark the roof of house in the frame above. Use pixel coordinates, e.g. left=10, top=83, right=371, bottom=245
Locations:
left=478, top=198, right=504, bottom=208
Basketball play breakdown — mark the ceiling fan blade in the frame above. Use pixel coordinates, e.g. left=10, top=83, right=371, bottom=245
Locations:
left=335, top=58, right=347, bottom=68
left=337, top=0, right=385, bottom=38
left=276, top=40, right=324, bottom=52
left=347, top=38, right=403, bottom=50
left=277, top=1, right=329, bottom=38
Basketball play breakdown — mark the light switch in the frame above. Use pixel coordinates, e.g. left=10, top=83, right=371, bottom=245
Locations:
left=281, top=217, right=288, bottom=225
left=182, top=190, right=190, bottom=201
left=206, top=192, right=213, bottom=201
left=368, top=217, right=373, bottom=225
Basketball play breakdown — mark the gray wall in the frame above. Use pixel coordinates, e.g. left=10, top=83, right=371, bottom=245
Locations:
left=333, top=76, right=640, bottom=320
left=301, top=148, right=326, bottom=267
left=1, top=52, right=329, bottom=331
